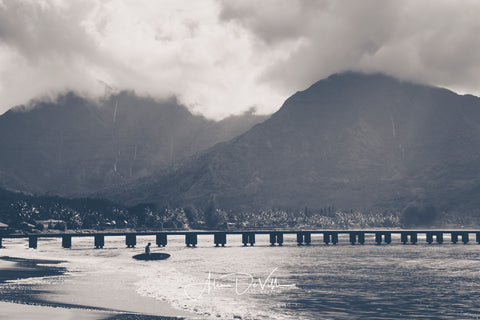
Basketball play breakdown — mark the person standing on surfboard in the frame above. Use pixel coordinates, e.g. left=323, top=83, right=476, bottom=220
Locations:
left=145, top=242, right=151, bottom=255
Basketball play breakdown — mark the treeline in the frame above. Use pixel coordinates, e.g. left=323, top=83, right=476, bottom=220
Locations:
left=0, top=189, right=190, bottom=231
left=0, top=190, right=392, bottom=231
left=2, top=188, right=480, bottom=231
left=226, top=208, right=400, bottom=229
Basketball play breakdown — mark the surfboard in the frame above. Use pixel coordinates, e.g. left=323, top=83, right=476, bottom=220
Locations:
left=132, top=253, right=171, bottom=261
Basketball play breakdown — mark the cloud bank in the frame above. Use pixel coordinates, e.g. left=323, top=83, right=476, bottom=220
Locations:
left=0, top=0, right=479, bottom=119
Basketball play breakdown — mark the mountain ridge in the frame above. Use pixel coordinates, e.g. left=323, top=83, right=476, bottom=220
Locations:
left=0, top=91, right=269, bottom=196
left=103, top=72, right=480, bottom=213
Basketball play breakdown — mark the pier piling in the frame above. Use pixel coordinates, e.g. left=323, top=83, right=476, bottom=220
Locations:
left=296, top=232, right=303, bottom=245
left=411, top=233, right=418, bottom=244
left=249, top=233, right=255, bottom=246
left=323, top=232, right=330, bottom=244
left=242, top=232, right=255, bottom=246
left=28, top=235, right=37, bottom=249
left=126, top=234, right=136, bottom=248
left=269, top=232, right=283, bottom=246
left=269, top=233, right=276, bottom=246
left=451, top=233, right=458, bottom=244
left=437, top=233, right=444, bottom=244
left=349, top=232, right=356, bottom=245
left=436, top=233, right=443, bottom=244
left=385, top=233, right=391, bottom=244
left=304, top=232, right=311, bottom=245
left=94, top=235, right=104, bottom=249
left=375, top=233, right=382, bottom=245
left=324, top=232, right=338, bottom=245
left=62, top=235, right=71, bottom=248
left=185, top=232, right=198, bottom=247
left=451, top=232, right=469, bottom=244
left=156, top=233, right=167, bottom=247
left=375, top=232, right=391, bottom=245
left=359, top=232, right=365, bottom=244
left=349, top=232, right=365, bottom=245
left=426, top=233, right=433, bottom=244
left=242, top=233, right=248, bottom=246
left=426, top=232, right=443, bottom=244
left=401, top=232, right=417, bottom=244
left=214, top=232, right=227, bottom=247
left=461, top=232, right=469, bottom=244
left=277, top=233, right=283, bottom=246
left=296, top=232, right=311, bottom=245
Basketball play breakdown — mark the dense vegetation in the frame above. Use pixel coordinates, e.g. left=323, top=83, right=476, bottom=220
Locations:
left=1, top=188, right=479, bottom=233
left=0, top=189, right=189, bottom=231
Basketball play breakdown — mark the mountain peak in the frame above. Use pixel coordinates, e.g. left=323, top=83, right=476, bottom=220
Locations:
left=111, top=72, right=480, bottom=212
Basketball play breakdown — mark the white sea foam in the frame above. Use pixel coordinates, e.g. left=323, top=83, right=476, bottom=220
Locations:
left=5, top=275, right=65, bottom=285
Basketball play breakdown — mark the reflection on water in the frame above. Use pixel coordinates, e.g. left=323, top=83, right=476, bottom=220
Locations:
left=2, top=234, right=480, bottom=319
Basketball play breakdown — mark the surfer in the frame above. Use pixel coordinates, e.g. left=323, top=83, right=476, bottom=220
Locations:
left=145, top=242, right=151, bottom=255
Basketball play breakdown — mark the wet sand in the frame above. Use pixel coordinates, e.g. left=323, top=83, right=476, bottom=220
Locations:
left=0, top=256, right=191, bottom=320
left=0, top=301, right=113, bottom=320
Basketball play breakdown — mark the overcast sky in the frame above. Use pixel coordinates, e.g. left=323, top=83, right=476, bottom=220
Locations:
left=1, top=0, right=480, bottom=119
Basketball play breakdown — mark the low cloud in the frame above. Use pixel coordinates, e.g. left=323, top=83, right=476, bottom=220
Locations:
left=221, top=0, right=480, bottom=96
left=0, top=0, right=285, bottom=119
left=0, top=0, right=479, bottom=119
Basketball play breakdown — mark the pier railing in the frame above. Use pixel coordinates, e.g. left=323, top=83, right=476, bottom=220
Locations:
left=1, top=230, right=480, bottom=249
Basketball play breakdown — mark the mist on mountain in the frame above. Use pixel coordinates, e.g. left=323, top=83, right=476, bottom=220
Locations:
left=0, top=91, right=268, bottom=196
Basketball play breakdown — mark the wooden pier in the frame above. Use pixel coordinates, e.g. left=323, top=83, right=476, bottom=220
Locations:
left=2, top=230, right=480, bottom=249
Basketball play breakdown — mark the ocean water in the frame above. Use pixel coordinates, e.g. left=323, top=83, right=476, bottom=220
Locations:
left=2, top=233, right=480, bottom=319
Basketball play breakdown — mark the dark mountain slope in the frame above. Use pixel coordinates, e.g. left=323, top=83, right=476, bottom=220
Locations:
left=0, top=92, right=268, bottom=196
left=112, top=73, right=480, bottom=212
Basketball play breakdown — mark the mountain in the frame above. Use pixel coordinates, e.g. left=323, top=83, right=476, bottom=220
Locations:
left=0, top=92, right=268, bottom=196
left=108, top=72, right=480, bottom=213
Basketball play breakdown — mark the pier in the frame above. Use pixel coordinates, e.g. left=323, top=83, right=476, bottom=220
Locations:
left=2, top=230, right=480, bottom=249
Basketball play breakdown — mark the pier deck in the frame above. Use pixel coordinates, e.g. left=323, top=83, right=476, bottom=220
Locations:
left=1, top=229, right=480, bottom=249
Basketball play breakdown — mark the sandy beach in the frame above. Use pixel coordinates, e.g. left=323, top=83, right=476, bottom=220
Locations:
left=0, top=252, right=192, bottom=320
left=0, top=301, right=113, bottom=320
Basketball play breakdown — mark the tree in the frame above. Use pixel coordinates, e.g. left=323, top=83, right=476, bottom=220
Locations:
left=204, top=198, right=224, bottom=229
left=400, top=205, right=438, bottom=227
left=184, top=206, right=199, bottom=224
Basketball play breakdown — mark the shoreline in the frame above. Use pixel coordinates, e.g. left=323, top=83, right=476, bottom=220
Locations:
left=0, top=255, right=190, bottom=320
